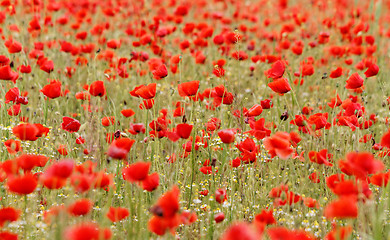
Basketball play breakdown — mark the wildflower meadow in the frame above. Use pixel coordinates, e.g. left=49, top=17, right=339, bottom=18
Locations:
left=0, top=0, right=390, bottom=239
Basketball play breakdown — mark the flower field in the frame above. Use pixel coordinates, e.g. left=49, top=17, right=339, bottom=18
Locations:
left=0, top=0, right=390, bottom=239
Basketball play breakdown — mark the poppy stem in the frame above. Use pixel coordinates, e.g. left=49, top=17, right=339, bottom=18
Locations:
left=44, top=98, right=48, bottom=125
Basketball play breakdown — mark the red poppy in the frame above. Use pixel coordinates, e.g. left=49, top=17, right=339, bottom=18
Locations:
left=106, top=207, right=129, bottom=222
left=7, top=104, right=20, bottom=116
left=324, top=196, right=358, bottom=219
left=364, top=63, right=379, bottom=77
left=61, top=117, right=81, bottom=132
left=107, top=138, right=135, bottom=159
left=265, top=60, right=285, bottom=79
left=101, top=116, right=115, bottom=126
left=67, top=199, right=93, bottom=216
left=57, top=145, right=68, bottom=156
left=0, top=231, right=18, bottom=240
left=0, top=65, right=19, bottom=83
left=122, top=162, right=151, bottom=182
left=64, top=222, right=112, bottom=240
left=176, top=123, right=193, bottom=139
left=244, top=104, right=263, bottom=117
left=215, top=188, right=227, bottom=204
left=220, top=222, right=258, bottom=240
left=236, top=137, right=258, bottom=163
left=12, top=123, right=40, bottom=141
left=338, top=152, right=384, bottom=179
left=134, top=83, right=157, bottom=99
left=16, top=154, right=48, bottom=171
left=218, top=129, right=236, bottom=144
left=142, top=172, right=159, bottom=191
left=263, top=132, right=293, bottom=159
left=370, top=171, right=390, bottom=187
left=178, top=81, right=200, bottom=97
left=267, top=227, right=315, bottom=240
left=0, top=207, right=21, bottom=227
left=89, top=81, right=106, bottom=97
left=40, top=80, right=62, bottom=99
left=255, top=209, right=276, bottom=225
left=128, top=123, right=146, bottom=135
left=329, top=67, right=343, bottom=78
left=268, top=78, right=291, bottom=94
left=245, top=118, right=271, bottom=140
left=121, top=108, right=135, bottom=118
left=152, top=64, right=168, bottom=80
left=345, top=73, right=364, bottom=89
left=3, top=139, right=22, bottom=155
left=308, top=149, right=333, bottom=166
left=7, top=173, right=38, bottom=195
left=214, top=212, right=225, bottom=223
left=5, top=87, right=28, bottom=104
left=325, top=225, right=352, bottom=240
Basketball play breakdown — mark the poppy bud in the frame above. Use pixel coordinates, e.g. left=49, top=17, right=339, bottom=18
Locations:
left=280, top=111, right=289, bottom=121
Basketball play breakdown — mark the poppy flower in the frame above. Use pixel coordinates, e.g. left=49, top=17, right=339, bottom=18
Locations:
left=7, top=173, right=38, bottom=195
left=57, top=145, right=68, bottom=156
left=134, top=83, right=156, bottom=99
left=128, top=123, right=146, bottom=135
left=139, top=99, right=155, bottom=109
left=64, top=222, right=112, bottom=240
left=345, top=73, right=364, bottom=89
left=12, top=123, right=40, bottom=141
left=263, top=132, right=293, bottom=159
left=370, top=171, right=390, bottom=187
left=152, top=64, right=168, bottom=80
left=0, top=207, right=21, bottom=227
left=40, top=80, right=62, bottom=99
left=16, top=154, right=48, bottom=171
left=142, top=172, right=159, bottom=191
left=364, top=63, right=379, bottom=77
left=255, top=209, right=276, bottom=225
left=3, top=139, right=21, bottom=155
left=106, top=207, right=129, bottom=222
left=89, top=81, right=106, bottom=97
left=244, top=104, right=263, bottom=117
left=380, top=130, right=390, bottom=148
left=267, top=227, right=315, bottom=240
left=338, top=152, right=384, bottom=179
left=218, top=129, right=236, bottom=144
left=214, top=212, right=225, bottom=223
left=101, top=116, right=115, bottom=126
left=107, top=138, right=135, bottom=159
left=0, top=231, right=18, bottom=240
left=5, top=87, right=28, bottom=105
left=7, top=104, right=20, bottom=116
left=178, top=81, right=200, bottom=97
left=121, top=109, right=135, bottom=118
left=265, top=60, right=285, bottom=79
left=67, top=199, right=93, bottom=216
left=122, top=162, right=151, bottom=182
left=325, top=225, right=352, bottom=240
left=176, top=123, right=193, bottom=139
left=308, top=149, right=333, bottom=166
left=329, top=67, right=343, bottom=78
left=268, top=78, right=291, bottom=94
left=0, top=65, right=19, bottom=83
left=5, top=39, right=21, bottom=53
left=220, top=222, right=258, bottom=240
left=215, top=188, right=227, bottom=204
left=324, top=196, right=358, bottom=219
left=236, top=137, right=258, bottom=163
left=245, top=118, right=271, bottom=140
left=61, top=117, right=81, bottom=132
left=39, top=60, right=54, bottom=73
